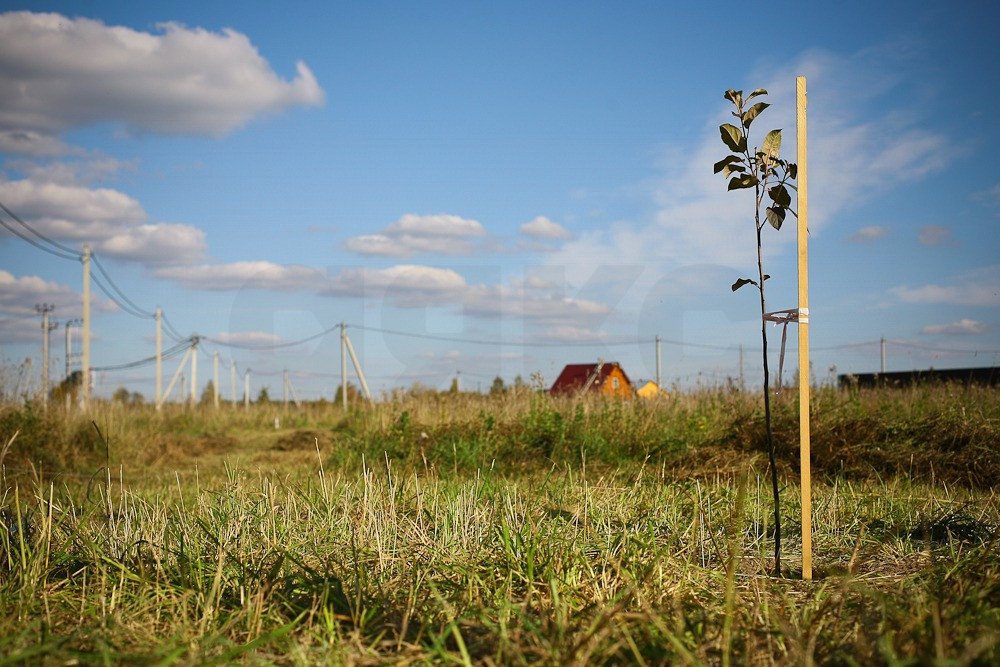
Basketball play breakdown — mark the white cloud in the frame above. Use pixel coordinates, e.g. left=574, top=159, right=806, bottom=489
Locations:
left=0, top=316, right=41, bottom=343
left=462, top=285, right=610, bottom=324
left=891, top=266, right=1000, bottom=307
left=212, top=331, right=284, bottom=346
left=0, top=269, right=115, bottom=319
left=344, top=214, right=486, bottom=257
left=326, top=264, right=467, bottom=297
left=13, top=157, right=135, bottom=187
left=0, top=11, right=324, bottom=138
left=519, top=216, right=572, bottom=240
left=848, top=225, right=889, bottom=243
left=0, top=130, right=77, bottom=157
left=0, top=178, right=206, bottom=264
left=921, top=319, right=987, bottom=335
left=918, top=224, right=957, bottom=247
left=0, top=269, right=79, bottom=316
left=99, top=223, right=206, bottom=264
left=154, top=261, right=325, bottom=291
left=386, top=214, right=486, bottom=238
left=324, top=263, right=611, bottom=326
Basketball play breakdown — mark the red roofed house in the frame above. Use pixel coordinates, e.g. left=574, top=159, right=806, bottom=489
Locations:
left=549, top=361, right=633, bottom=398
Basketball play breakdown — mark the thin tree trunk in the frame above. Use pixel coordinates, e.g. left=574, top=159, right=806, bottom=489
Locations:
left=756, top=224, right=782, bottom=576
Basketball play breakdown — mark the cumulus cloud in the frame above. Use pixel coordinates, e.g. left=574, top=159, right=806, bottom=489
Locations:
left=519, top=216, right=572, bottom=240
left=326, top=265, right=467, bottom=300
left=891, top=266, right=1000, bottom=307
left=0, top=130, right=78, bottom=157
left=848, top=225, right=889, bottom=243
left=344, top=214, right=486, bottom=257
left=0, top=178, right=206, bottom=264
left=0, top=269, right=80, bottom=316
left=918, top=224, right=957, bottom=247
left=0, top=11, right=324, bottom=138
left=324, top=263, right=611, bottom=326
left=154, top=261, right=325, bottom=291
left=0, top=315, right=41, bottom=343
left=921, top=319, right=987, bottom=335
left=462, top=285, right=610, bottom=324
left=0, top=269, right=115, bottom=321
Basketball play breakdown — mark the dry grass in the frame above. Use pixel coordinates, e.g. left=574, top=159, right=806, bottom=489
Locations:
left=1, top=385, right=998, bottom=663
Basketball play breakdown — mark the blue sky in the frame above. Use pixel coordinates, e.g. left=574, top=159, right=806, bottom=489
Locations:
left=1, top=1, right=998, bottom=400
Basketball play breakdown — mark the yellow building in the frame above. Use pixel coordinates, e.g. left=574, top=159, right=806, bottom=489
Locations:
left=636, top=380, right=669, bottom=400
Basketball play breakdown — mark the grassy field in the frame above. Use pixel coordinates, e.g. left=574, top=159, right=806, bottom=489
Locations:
left=1, top=385, right=998, bottom=664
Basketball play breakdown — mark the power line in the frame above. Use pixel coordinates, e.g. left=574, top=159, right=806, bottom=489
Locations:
left=0, top=200, right=81, bottom=256
left=887, top=339, right=1000, bottom=355
left=91, top=338, right=192, bottom=372
left=203, top=324, right=340, bottom=350
left=353, top=324, right=660, bottom=348
left=89, top=270, right=153, bottom=320
left=0, top=207, right=81, bottom=261
left=91, top=253, right=156, bottom=319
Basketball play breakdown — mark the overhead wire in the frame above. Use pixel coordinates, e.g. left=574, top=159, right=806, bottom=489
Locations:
left=0, top=207, right=81, bottom=261
left=90, top=252, right=156, bottom=319
left=91, top=338, right=192, bottom=372
left=0, top=200, right=81, bottom=256
left=203, top=324, right=340, bottom=350
left=352, top=324, right=660, bottom=348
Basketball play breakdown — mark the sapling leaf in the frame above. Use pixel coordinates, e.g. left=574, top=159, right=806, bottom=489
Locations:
left=720, top=124, right=745, bottom=153
left=768, top=184, right=791, bottom=208
left=766, top=206, right=785, bottom=230
left=741, top=102, right=770, bottom=128
left=713, top=155, right=743, bottom=174
left=725, top=89, right=743, bottom=106
left=747, top=88, right=767, bottom=100
left=723, top=163, right=745, bottom=177
left=728, top=174, right=757, bottom=190
left=787, top=163, right=798, bottom=179
left=732, top=278, right=757, bottom=292
left=761, top=129, right=782, bottom=158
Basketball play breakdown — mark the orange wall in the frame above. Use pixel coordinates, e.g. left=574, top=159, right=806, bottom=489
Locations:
left=600, top=366, right=632, bottom=398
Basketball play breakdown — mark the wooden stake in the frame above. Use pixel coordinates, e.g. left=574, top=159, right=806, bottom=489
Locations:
left=796, top=76, right=813, bottom=581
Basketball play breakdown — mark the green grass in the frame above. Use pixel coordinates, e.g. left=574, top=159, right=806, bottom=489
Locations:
left=1, top=385, right=998, bottom=663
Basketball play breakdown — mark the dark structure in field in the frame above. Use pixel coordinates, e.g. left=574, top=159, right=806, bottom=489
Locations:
left=550, top=361, right=633, bottom=397
left=839, top=366, right=1000, bottom=388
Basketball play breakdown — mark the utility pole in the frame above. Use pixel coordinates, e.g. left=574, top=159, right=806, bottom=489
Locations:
left=81, top=245, right=91, bottom=408
left=189, top=336, right=198, bottom=408
left=36, top=303, right=55, bottom=406
left=340, top=322, right=347, bottom=409
left=739, top=344, right=745, bottom=389
left=283, top=369, right=289, bottom=409
left=64, top=318, right=81, bottom=381
left=231, top=359, right=237, bottom=405
left=244, top=369, right=250, bottom=410
left=213, top=351, right=220, bottom=409
left=880, top=337, right=886, bottom=375
left=655, top=335, right=662, bottom=388
left=343, top=328, right=372, bottom=401
left=155, top=308, right=162, bottom=410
